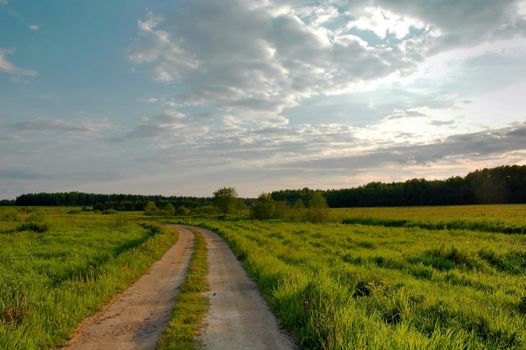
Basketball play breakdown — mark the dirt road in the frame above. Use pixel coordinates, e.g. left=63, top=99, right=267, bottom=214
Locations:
left=188, top=226, right=297, bottom=350
left=64, top=226, right=194, bottom=350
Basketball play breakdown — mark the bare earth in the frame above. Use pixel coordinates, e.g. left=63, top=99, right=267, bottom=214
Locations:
left=188, top=226, right=298, bottom=350
left=63, top=226, right=194, bottom=350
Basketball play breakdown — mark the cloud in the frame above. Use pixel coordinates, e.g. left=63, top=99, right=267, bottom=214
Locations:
left=291, top=121, right=526, bottom=171
left=128, top=0, right=526, bottom=131
left=127, top=1, right=423, bottom=126
left=121, top=111, right=186, bottom=140
left=0, top=48, right=38, bottom=78
left=11, top=118, right=110, bottom=134
left=0, top=168, right=48, bottom=180
left=29, top=24, right=39, bottom=31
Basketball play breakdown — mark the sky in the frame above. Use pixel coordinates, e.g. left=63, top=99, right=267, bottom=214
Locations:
left=1, top=0, right=525, bottom=198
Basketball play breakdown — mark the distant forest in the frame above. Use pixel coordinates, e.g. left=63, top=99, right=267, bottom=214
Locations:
left=3, top=165, right=526, bottom=208
left=10, top=193, right=211, bottom=211
left=273, top=165, right=526, bottom=207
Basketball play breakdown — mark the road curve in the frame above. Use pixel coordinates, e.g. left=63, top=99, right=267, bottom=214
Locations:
left=63, top=226, right=194, bottom=350
left=185, top=225, right=298, bottom=350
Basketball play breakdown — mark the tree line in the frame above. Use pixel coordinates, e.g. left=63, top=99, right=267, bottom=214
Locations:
left=272, top=165, right=526, bottom=207
left=4, top=165, right=525, bottom=209
left=12, top=192, right=211, bottom=211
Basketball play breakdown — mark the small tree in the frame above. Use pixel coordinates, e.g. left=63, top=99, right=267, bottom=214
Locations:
left=144, top=201, right=158, bottom=216
left=163, top=203, right=175, bottom=216
left=250, top=193, right=275, bottom=220
left=307, top=192, right=329, bottom=223
left=213, top=187, right=238, bottom=214
left=176, top=206, right=191, bottom=216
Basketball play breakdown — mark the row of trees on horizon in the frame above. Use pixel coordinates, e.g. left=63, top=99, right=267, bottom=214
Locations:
left=4, top=165, right=526, bottom=209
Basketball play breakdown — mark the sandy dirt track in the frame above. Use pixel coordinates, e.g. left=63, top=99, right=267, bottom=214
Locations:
left=187, top=225, right=298, bottom=350
left=63, top=226, right=194, bottom=350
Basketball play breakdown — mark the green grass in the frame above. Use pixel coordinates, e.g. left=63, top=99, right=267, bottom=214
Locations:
left=157, top=229, right=209, bottom=350
left=179, top=218, right=526, bottom=349
left=0, top=208, right=178, bottom=349
left=332, top=204, right=526, bottom=233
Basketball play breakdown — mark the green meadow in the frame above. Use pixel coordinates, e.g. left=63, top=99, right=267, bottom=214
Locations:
left=332, top=204, right=526, bottom=233
left=179, top=206, right=526, bottom=349
left=1, top=204, right=525, bottom=349
left=0, top=207, right=178, bottom=349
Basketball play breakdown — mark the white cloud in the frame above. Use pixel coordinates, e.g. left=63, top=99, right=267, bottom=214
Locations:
left=0, top=48, right=38, bottom=78
left=347, top=6, right=426, bottom=39
left=29, top=24, right=40, bottom=31
left=127, top=1, right=423, bottom=127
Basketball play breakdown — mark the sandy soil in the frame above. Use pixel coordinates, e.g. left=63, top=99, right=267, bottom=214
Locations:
left=187, top=225, right=298, bottom=350
left=63, top=226, right=194, bottom=350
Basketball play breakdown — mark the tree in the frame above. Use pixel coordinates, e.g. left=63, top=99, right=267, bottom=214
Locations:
left=176, top=206, right=191, bottom=216
left=143, top=201, right=158, bottom=216
left=307, top=192, right=329, bottom=223
left=213, top=187, right=238, bottom=214
left=250, top=193, right=275, bottom=220
left=163, top=203, right=175, bottom=216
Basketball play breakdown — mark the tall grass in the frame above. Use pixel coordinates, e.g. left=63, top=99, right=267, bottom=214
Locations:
left=186, top=219, right=526, bottom=349
left=0, top=209, right=178, bottom=349
left=333, top=204, right=526, bottom=233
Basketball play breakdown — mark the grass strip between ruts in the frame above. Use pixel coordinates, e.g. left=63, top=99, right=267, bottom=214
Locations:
left=157, top=229, right=209, bottom=350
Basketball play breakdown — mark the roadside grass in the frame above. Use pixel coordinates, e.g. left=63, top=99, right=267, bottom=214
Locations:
left=157, top=229, right=209, bottom=350
left=0, top=208, right=178, bottom=349
left=181, top=219, right=526, bottom=349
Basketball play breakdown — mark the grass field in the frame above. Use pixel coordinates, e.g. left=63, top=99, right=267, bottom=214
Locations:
left=0, top=207, right=178, bottom=349
left=331, top=204, right=526, bottom=233
left=1, top=204, right=525, bottom=349
left=180, top=215, right=526, bottom=349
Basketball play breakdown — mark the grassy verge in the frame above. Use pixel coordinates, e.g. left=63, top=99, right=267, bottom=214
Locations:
left=0, top=208, right=179, bottom=349
left=157, top=229, right=209, bottom=350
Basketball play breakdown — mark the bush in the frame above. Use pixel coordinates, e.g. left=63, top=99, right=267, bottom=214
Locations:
left=144, top=201, right=158, bottom=216
left=250, top=193, right=276, bottom=220
left=176, top=206, right=191, bottom=216
left=162, top=203, right=175, bottom=216
left=16, top=222, right=48, bottom=233
left=101, top=209, right=117, bottom=215
left=114, top=214, right=128, bottom=227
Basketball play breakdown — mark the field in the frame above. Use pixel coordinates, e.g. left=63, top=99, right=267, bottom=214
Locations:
left=179, top=207, right=526, bottom=349
left=1, top=204, right=525, bottom=349
left=331, top=204, right=526, bottom=233
left=0, top=207, right=178, bottom=349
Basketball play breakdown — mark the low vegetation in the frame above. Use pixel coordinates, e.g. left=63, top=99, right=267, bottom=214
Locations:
left=0, top=208, right=178, bottom=349
left=157, top=229, right=209, bottom=350
left=178, top=218, right=526, bottom=349
left=334, top=204, right=526, bottom=233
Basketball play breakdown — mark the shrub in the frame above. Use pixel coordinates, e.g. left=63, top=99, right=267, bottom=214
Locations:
left=114, top=214, right=128, bottom=227
left=143, top=201, right=158, bottom=216
left=176, top=206, right=191, bottom=216
left=16, top=222, right=48, bottom=233
left=250, top=193, right=276, bottom=220
left=162, top=203, right=175, bottom=216
left=101, top=209, right=117, bottom=215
